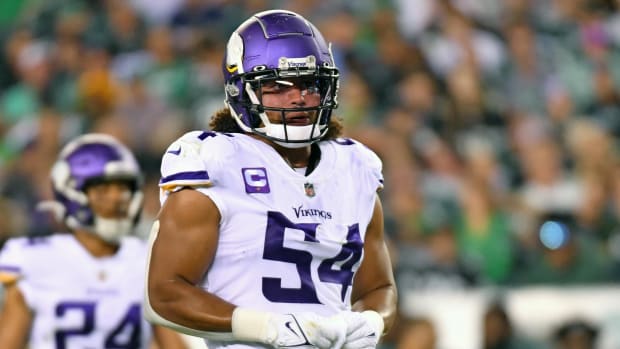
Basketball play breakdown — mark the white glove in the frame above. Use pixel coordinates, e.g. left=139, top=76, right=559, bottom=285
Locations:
left=232, top=307, right=347, bottom=349
left=339, top=310, right=384, bottom=349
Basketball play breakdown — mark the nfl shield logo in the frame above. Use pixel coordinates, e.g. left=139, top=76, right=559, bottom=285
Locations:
left=304, top=183, right=315, bottom=197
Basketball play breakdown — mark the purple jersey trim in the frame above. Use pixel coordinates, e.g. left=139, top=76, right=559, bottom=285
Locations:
left=0, top=265, right=21, bottom=273
left=159, top=171, right=210, bottom=185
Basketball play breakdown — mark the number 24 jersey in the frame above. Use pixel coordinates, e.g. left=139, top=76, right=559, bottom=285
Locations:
left=0, top=235, right=153, bottom=349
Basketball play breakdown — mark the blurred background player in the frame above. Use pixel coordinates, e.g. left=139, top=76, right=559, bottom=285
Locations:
left=145, top=9, right=397, bottom=349
left=0, top=133, right=187, bottom=349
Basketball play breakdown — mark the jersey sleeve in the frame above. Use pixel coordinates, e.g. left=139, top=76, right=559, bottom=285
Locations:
left=350, top=139, right=384, bottom=192
left=0, top=238, right=26, bottom=284
left=0, top=237, right=42, bottom=310
left=159, top=131, right=237, bottom=203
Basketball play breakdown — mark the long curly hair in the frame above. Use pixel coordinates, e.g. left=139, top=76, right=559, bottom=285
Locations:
left=208, top=108, right=344, bottom=140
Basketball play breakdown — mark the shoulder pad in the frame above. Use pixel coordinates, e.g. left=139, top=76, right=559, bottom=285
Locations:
left=332, top=138, right=384, bottom=191
left=159, top=131, right=237, bottom=193
left=0, top=237, right=36, bottom=284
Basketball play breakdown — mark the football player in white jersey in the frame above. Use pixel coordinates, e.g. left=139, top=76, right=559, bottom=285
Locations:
left=145, top=9, right=397, bottom=349
left=0, top=134, right=187, bottom=349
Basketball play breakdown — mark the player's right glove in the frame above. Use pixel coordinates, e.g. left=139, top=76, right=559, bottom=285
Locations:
left=232, top=307, right=347, bottom=349
left=338, top=310, right=385, bottom=349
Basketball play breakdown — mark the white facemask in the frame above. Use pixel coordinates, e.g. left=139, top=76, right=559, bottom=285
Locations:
left=91, top=191, right=143, bottom=243
left=92, top=217, right=134, bottom=243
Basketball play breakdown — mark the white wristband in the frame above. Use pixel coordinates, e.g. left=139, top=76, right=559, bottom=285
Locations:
left=231, top=307, right=273, bottom=343
left=361, top=310, right=385, bottom=337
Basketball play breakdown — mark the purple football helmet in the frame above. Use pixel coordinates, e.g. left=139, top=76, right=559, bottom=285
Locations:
left=42, top=134, right=143, bottom=243
left=223, top=10, right=339, bottom=148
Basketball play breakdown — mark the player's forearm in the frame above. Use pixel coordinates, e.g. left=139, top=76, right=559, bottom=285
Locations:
left=351, top=283, right=398, bottom=334
left=147, top=283, right=350, bottom=347
left=146, top=276, right=235, bottom=333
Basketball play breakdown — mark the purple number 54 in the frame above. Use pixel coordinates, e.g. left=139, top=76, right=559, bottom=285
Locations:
left=262, top=211, right=363, bottom=303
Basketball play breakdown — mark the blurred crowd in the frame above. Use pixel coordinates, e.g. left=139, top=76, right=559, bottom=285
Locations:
left=0, top=0, right=620, bottom=347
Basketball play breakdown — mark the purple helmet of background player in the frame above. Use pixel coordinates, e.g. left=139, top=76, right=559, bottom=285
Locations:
left=40, top=134, right=143, bottom=243
left=223, top=9, right=340, bottom=148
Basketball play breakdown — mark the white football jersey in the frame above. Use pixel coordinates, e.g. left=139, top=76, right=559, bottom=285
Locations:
left=159, top=131, right=383, bottom=348
left=0, top=234, right=154, bottom=349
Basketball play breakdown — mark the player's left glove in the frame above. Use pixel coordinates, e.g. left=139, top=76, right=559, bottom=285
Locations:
left=337, top=310, right=384, bottom=349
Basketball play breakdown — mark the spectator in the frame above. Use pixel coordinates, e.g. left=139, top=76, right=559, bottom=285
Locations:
left=512, top=212, right=614, bottom=285
left=396, top=221, right=481, bottom=292
left=483, top=301, right=546, bottom=349
left=395, top=317, right=437, bottom=349
left=553, top=319, right=599, bottom=349
left=455, top=175, right=516, bottom=284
